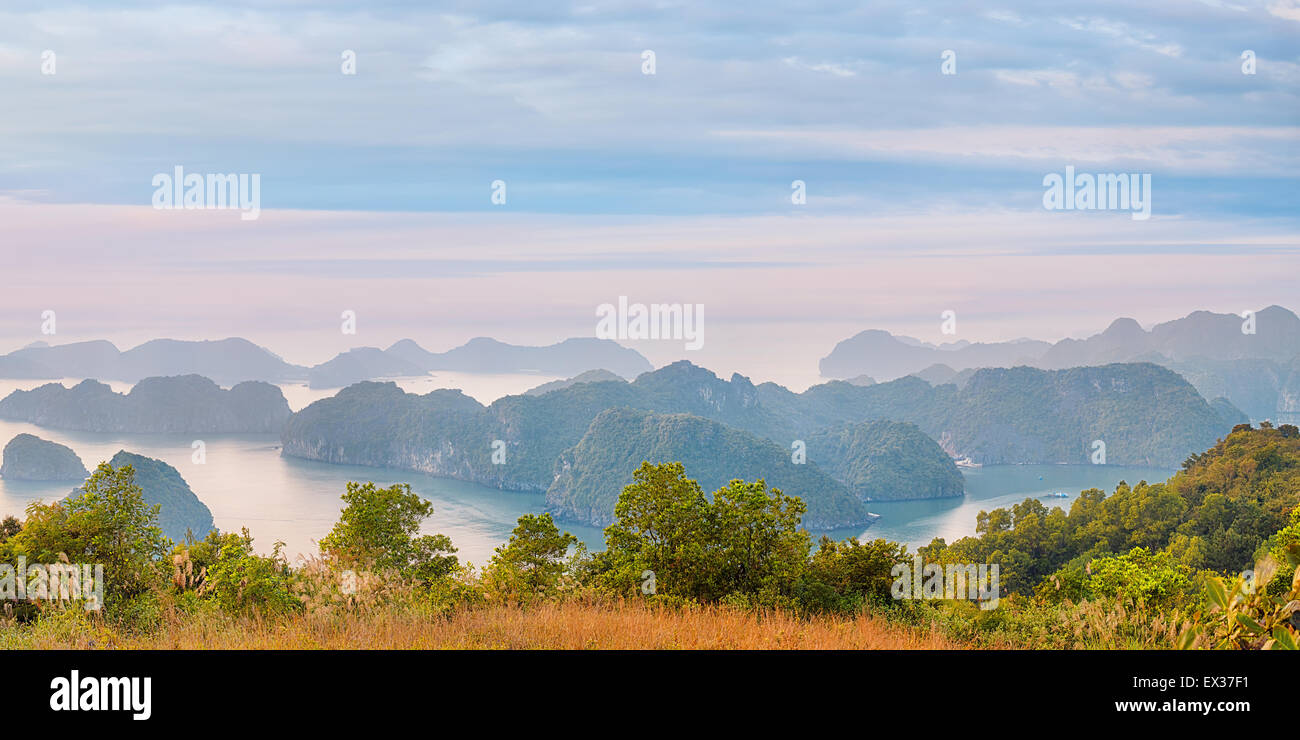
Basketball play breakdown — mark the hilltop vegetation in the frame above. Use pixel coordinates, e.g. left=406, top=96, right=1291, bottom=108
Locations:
left=919, top=423, right=1300, bottom=595
left=2, top=424, right=1296, bottom=650
left=524, top=369, right=625, bottom=396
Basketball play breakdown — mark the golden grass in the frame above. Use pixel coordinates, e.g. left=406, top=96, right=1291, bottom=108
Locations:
left=7, top=601, right=969, bottom=650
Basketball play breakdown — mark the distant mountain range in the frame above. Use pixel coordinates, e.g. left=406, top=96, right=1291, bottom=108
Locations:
left=0, top=338, right=300, bottom=386
left=309, top=337, right=652, bottom=388
left=820, top=306, right=1300, bottom=423
left=0, top=336, right=654, bottom=388
left=281, top=359, right=1241, bottom=528
left=0, top=375, right=291, bottom=433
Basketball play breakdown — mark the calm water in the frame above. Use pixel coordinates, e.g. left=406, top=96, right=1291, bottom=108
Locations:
left=0, top=417, right=608, bottom=567
left=0, top=380, right=1175, bottom=563
left=820, top=463, right=1174, bottom=548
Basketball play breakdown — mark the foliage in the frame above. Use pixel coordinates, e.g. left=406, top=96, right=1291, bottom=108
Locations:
left=200, top=529, right=299, bottom=616
left=1081, top=547, right=1193, bottom=609
left=1178, top=544, right=1300, bottom=650
left=318, top=481, right=458, bottom=584
left=926, top=424, right=1300, bottom=595
left=806, top=420, right=964, bottom=501
left=484, top=513, right=578, bottom=603
left=105, top=451, right=214, bottom=544
left=3, top=423, right=1298, bottom=651
left=281, top=361, right=1231, bottom=527
left=547, top=407, right=870, bottom=529
left=2, top=462, right=168, bottom=615
left=798, top=536, right=908, bottom=613
left=0, top=515, right=19, bottom=544
left=592, top=462, right=810, bottom=606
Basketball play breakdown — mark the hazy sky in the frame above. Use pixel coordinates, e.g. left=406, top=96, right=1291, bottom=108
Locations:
left=1, top=1, right=1297, bottom=387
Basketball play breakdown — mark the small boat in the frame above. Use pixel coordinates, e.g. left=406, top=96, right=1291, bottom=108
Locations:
left=1048, top=491, right=1069, bottom=498
left=954, top=457, right=982, bottom=469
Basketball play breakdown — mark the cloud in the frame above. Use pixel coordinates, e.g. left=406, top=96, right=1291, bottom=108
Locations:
left=0, top=2, right=1293, bottom=219
left=1, top=200, right=1296, bottom=384
left=711, top=126, right=1300, bottom=175
left=1268, top=0, right=1300, bottom=21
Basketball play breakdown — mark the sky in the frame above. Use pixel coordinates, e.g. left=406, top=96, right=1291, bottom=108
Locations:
left=0, top=1, right=1297, bottom=388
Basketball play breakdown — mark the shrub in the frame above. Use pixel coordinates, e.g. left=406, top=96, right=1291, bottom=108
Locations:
left=203, top=529, right=299, bottom=616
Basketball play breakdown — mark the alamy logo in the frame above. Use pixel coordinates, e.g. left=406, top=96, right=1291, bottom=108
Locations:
left=1091, top=439, right=1106, bottom=465
left=50, top=670, right=151, bottom=720
left=1042, top=166, right=1151, bottom=221
left=596, top=297, right=704, bottom=350
left=891, top=556, right=1000, bottom=610
left=1, top=557, right=103, bottom=611
left=152, top=166, right=261, bottom=221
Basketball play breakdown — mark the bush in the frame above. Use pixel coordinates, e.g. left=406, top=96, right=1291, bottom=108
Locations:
left=799, top=536, right=908, bottom=614
left=1179, top=545, right=1300, bottom=650
left=203, top=529, right=299, bottom=616
left=1083, top=547, right=1194, bottom=609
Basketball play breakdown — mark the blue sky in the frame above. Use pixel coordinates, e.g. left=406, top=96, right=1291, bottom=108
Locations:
left=3, top=0, right=1297, bottom=215
left=0, top=1, right=1297, bottom=385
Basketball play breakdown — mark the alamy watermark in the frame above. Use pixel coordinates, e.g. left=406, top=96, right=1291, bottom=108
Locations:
left=1043, top=166, right=1151, bottom=221
left=152, top=166, right=261, bottom=221
left=50, top=670, right=151, bottom=720
left=892, top=555, right=1000, bottom=610
left=596, top=297, right=704, bottom=351
left=1, top=557, right=104, bottom=611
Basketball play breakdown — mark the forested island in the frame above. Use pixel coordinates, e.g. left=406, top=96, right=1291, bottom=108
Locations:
left=280, top=360, right=1239, bottom=527
left=0, top=434, right=88, bottom=481
left=0, top=375, right=291, bottom=434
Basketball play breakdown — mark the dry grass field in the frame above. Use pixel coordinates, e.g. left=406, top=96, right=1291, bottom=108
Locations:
left=4, top=601, right=969, bottom=650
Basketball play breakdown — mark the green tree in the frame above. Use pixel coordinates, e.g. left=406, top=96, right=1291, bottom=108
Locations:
left=6, top=462, right=168, bottom=613
left=598, top=462, right=713, bottom=600
left=1084, top=547, right=1193, bottom=608
left=0, top=515, right=19, bottom=544
left=485, top=513, right=578, bottom=602
left=319, top=481, right=457, bottom=583
left=707, top=478, right=809, bottom=604
left=595, top=462, right=811, bottom=605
